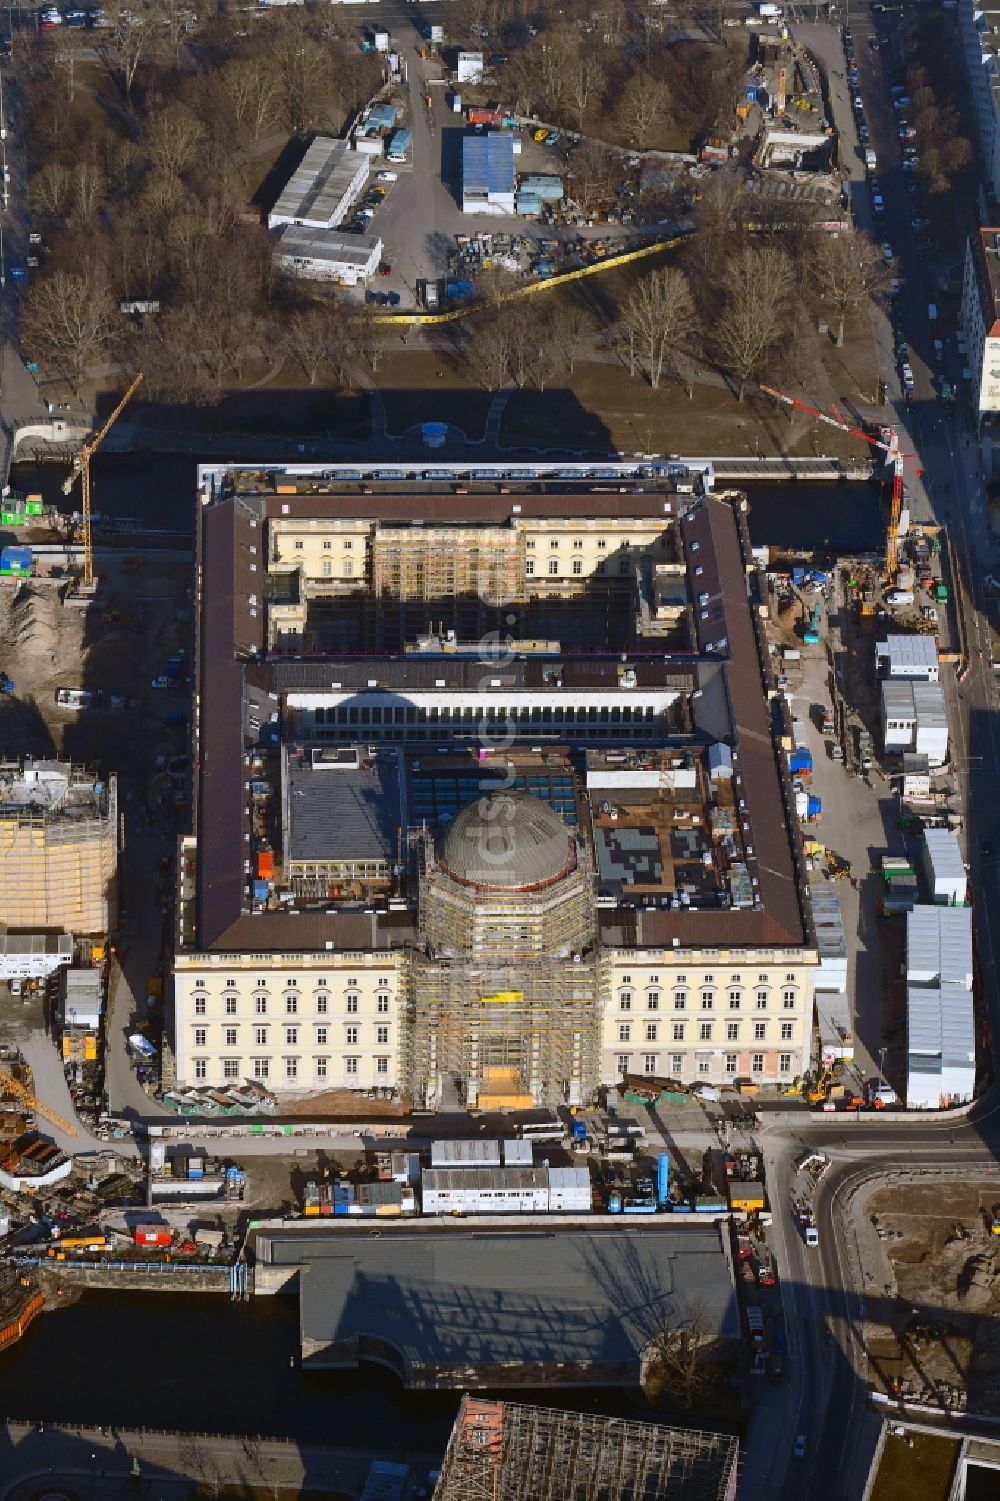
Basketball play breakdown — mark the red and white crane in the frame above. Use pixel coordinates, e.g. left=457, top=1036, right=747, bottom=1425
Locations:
left=759, top=385, right=921, bottom=580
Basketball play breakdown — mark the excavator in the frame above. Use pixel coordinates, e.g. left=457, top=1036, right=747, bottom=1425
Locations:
left=0, top=1064, right=78, bottom=1139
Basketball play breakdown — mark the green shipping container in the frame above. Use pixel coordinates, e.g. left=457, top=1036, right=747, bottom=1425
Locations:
left=25, top=501, right=44, bottom=516
left=1, top=510, right=21, bottom=526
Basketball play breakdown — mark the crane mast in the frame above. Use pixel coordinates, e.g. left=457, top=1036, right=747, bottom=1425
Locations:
left=759, top=384, right=920, bottom=582
left=62, top=372, right=144, bottom=590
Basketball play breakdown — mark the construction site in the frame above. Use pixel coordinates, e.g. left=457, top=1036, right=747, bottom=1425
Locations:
left=432, top=1395, right=740, bottom=1501
left=858, top=1180, right=1000, bottom=1414
left=0, top=760, right=118, bottom=934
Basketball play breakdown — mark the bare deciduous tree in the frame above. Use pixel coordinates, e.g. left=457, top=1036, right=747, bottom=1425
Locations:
left=619, top=70, right=671, bottom=149
left=549, top=302, right=595, bottom=377
left=463, top=313, right=512, bottom=391
left=103, top=0, right=154, bottom=104
left=714, top=243, right=793, bottom=400
left=620, top=266, right=697, bottom=390
left=282, top=304, right=335, bottom=386
left=146, top=104, right=206, bottom=179
left=812, top=227, right=889, bottom=347
left=74, top=159, right=107, bottom=223
left=642, top=1298, right=725, bottom=1409
left=351, top=304, right=390, bottom=375
left=30, top=162, right=74, bottom=221
left=21, top=267, right=118, bottom=387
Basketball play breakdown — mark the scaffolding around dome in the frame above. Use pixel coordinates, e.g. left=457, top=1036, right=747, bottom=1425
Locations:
left=408, top=790, right=600, bottom=1110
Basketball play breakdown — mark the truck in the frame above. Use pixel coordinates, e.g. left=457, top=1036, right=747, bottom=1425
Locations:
left=865, top=148, right=877, bottom=169
left=746, top=1305, right=766, bottom=1348
left=420, top=278, right=440, bottom=312
left=386, top=127, right=411, bottom=163
left=468, top=105, right=503, bottom=126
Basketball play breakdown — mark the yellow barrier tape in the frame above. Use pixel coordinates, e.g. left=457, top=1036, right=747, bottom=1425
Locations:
left=371, top=235, right=686, bottom=324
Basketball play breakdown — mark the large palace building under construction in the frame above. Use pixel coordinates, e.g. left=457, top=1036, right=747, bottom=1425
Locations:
left=171, top=461, right=818, bottom=1108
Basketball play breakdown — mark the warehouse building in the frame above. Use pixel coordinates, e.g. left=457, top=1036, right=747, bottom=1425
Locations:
left=922, top=828, right=967, bottom=907
left=273, top=226, right=382, bottom=285
left=171, top=467, right=816, bottom=1104
left=254, top=1222, right=739, bottom=1385
left=268, top=136, right=369, bottom=231
left=462, top=133, right=516, bottom=215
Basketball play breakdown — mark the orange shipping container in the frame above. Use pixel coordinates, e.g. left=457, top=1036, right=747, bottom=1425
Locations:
left=257, top=851, right=273, bottom=879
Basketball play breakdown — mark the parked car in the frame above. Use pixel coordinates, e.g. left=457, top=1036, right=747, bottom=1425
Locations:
left=882, top=242, right=894, bottom=263
left=544, top=130, right=560, bottom=146
left=376, top=170, right=398, bottom=182
left=793, top=1437, right=807, bottom=1460
left=151, top=675, right=173, bottom=689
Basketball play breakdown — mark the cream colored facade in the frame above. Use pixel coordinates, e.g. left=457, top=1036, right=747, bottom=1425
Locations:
left=172, top=951, right=406, bottom=1093
left=600, top=950, right=817, bottom=1088
left=267, top=516, right=672, bottom=594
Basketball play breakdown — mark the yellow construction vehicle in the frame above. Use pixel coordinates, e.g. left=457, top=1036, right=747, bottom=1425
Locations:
left=806, top=1068, right=833, bottom=1105
left=0, top=1064, right=78, bottom=1139
left=62, top=372, right=144, bottom=591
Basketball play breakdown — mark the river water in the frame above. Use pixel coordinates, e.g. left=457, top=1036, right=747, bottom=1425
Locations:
left=9, top=457, right=885, bottom=555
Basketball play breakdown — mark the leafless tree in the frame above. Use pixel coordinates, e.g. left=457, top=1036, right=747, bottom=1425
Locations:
left=74, top=159, right=107, bottom=224
left=713, top=243, right=793, bottom=400
left=282, top=304, right=336, bottom=386
left=220, top=56, right=278, bottom=142
left=620, top=266, right=696, bottom=390
left=351, top=304, right=390, bottom=375
left=52, top=28, right=84, bottom=103
left=146, top=104, right=206, bottom=179
left=812, top=227, right=889, bottom=348
left=566, top=47, right=605, bottom=133
left=103, top=0, right=154, bottom=105
left=619, top=70, right=671, bottom=149
left=641, top=1298, right=726, bottom=1409
left=566, top=139, right=618, bottom=217
left=30, top=162, right=74, bottom=221
left=549, top=301, right=595, bottom=377
left=463, top=313, right=512, bottom=390
left=21, top=266, right=118, bottom=387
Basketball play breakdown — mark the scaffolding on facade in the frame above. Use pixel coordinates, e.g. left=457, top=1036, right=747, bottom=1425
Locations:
left=0, top=763, right=117, bottom=933
left=406, top=816, right=604, bottom=1109
left=432, top=1396, right=740, bottom=1501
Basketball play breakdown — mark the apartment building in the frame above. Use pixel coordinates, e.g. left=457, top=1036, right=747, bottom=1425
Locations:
left=961, top=225, right=1000, bottom=420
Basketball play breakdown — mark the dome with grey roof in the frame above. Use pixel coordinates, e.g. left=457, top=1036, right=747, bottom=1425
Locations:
left=439, top=791, right=576, bottom=891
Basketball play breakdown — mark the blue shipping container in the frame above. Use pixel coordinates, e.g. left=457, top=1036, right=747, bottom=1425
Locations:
left=0, top=546, right=33, bottom=576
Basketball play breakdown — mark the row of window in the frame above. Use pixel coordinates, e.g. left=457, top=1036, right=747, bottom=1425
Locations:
left=312, top=705, right=659, bottom=727
left=526, top=558, right=630, bottom=576
left=192, top=1025, right=391, bottom=1048
left=617, top=1052, right=795, bottom=1077
left=192, top=976, right=392, bottom=990
left=619, top=987, right=798, bottom=1013
left=191, top=1056, right=391, bottom=1083
left=618, top=973, right=798, bottom=985
left=193, top=993, right=391, bottom=1017
left=618, top=1020, right=795, bottom=1044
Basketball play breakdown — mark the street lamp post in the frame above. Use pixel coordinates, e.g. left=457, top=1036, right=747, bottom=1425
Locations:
left=877, top=1046, right=886, bottom=1094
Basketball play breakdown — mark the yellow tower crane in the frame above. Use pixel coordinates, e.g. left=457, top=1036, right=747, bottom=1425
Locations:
left=0, top=1064, right=78, bottom=1139
left=62, top=372, right=144, bottom=591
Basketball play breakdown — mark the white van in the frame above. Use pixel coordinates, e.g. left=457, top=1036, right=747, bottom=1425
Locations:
left=885, top=589, right=914, bottom=607
left=865, top=148, right=877, bottom=170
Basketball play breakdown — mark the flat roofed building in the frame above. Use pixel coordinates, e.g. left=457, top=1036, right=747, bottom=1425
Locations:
left=268, top=137, right=370, bottom=230
left=876, top=635, right=939, bottom=682
left=462, top=133, right=515, bottom=215
left=273, top=226, right=382, bottom=285
left=174, top=467, right=815, bottom=1106
left=255, top=1223, right=739, bottom=1384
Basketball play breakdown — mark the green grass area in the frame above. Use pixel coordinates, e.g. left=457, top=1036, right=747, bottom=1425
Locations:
left=870, top=1432, right=960, bottom=1501
left=132, top=390, right=371, bottom=442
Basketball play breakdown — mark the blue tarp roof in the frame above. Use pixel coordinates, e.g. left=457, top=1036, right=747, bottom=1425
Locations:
left=0, top=546, right=32, bottom=572
left=463, top=132, right=515, bottom=194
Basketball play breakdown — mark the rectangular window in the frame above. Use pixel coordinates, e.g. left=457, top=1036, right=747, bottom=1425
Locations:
left=616, top=1053, right=630, bottom=1074
left=645, top=1022, right=658, bottom=1042
left=725, top=1053, right=738, bottom=1075
left=376, top=1057, right=389, bottom=1075
left=315, top=1057, right=328, bottom=1079
left=254, top=1026, right=267, bottom=1046
left=193, top=1027, right=206, bottom=1047
left=781, top=1021, right=793, bottom=1041
left=346, top=996, right=359, bottom=1014
left=701, top=991, right=714, bottom=1010
left=672, top=1022, right=685, bottom=1042
left=377, top=994, right=390, bottom=1013
left=751, top=1052, right=764, bottom=1074
left=253, top=1058, right=270, bottom=1080
left=284, top=1057, right=298, bottom=1082
left=572, top=558, right=583, bottom=575
left=619, top=994, right=632, bottom=1011
left=345, top=1057, right=359, bottom=1076
left=779, top=1052, right=792, bottom=1075
left=526, top=559, right=535, bottom=576
left=727, top=1021, right=739, bottom=1041
left=376, top=1025, right=389, bottom=1045
left=223, top=1059, right=240, bottom=1080
left=194, top=1059, right=207, bottom=1080
left=224, top=1028, right=237, bottom=1047
left=783, top=989, right=796, bottom=1009
left=754, top=1021, right=767, bottom=1041
left=346, top=1025, right=358, bottom=1045
left=316, top=995, right=328, bottom=1015
left=647, top=992, right=660, bottom=1011
left=698, top=1057, right=711, bottom=1075
left=699, top=1022, right=712, bottom=1041
left=728, top=989, right=741, bottom=1008
left=194, top=997, right=206, bottom=1016
left=225, top=996, right=237, bottom=1016
left=316, top=1027, right=328, bottom=1046
left=255, top=996, right=267, bottom=1016
left=285, top=996, right=298, bottom=1015
left=284, top=1026, right=298, bottom=1046
left=643, top=1053, right=657, bottom=1075
left=670, top=1053, right=683, bottom=1075
left=673, top=991, right=687, bottom=1011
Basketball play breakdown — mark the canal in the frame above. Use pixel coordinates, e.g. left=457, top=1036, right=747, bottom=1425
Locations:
left=8, top=458, right=886, bottom=556
left=0, top=1290, right=654, bottom=1443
